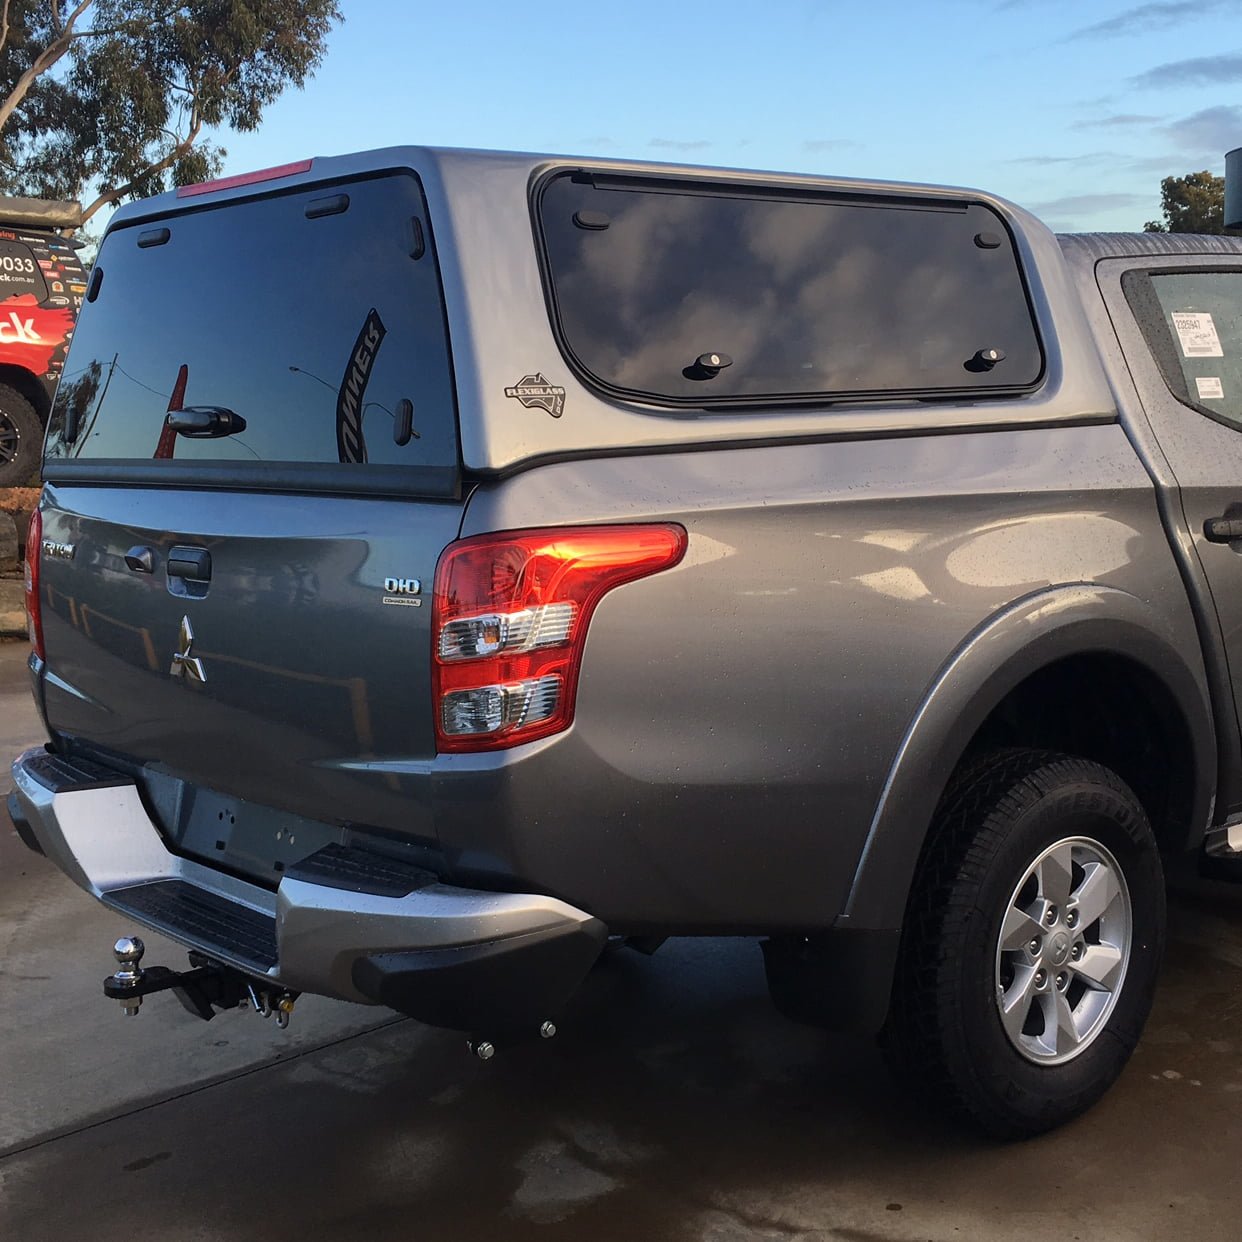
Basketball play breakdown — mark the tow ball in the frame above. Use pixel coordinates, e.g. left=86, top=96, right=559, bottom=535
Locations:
left=104, top=936, right=298, bottom=1028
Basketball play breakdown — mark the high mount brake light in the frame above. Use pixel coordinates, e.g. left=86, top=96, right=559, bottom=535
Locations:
left=175, top=159, right=313, bottom=198
left=24, top=505, right=42, bottom=659
left=432, top=524, right=688, bottom=753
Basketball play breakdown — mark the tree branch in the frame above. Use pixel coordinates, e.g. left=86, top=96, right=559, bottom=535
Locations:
left=75, top=3, right=191, bottom=40
left=0, top=0, right=97, bottom=136
left=0, top=1, right=13, bottom=61
left=81, top=116, right=203, bottom=223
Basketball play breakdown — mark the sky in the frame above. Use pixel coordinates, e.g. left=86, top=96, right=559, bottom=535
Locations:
left=206, top=0, right=1242, bottom=234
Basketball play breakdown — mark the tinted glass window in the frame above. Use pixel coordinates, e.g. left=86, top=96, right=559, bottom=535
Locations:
left=538, top=174, right=1043, bottom=405
left=1142, top=271, right=1242, bottom=428
left=46, top=173, right=457, bottom=470
left=0, top=239, right=47, bottom=301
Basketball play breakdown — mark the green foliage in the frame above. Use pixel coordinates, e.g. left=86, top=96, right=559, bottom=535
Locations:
left=1142, top=170, right=1232, bottom=234
left=0, top=1, right=342, bottom=221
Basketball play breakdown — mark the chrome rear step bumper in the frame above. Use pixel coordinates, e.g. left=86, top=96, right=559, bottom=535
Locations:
left=10, top=747, right=606, bottom=1031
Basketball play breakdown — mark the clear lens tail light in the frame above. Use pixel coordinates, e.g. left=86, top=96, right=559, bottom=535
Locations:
left=432, top=524, right=687, bottom=752
left=23, top=505, right=43, bottom=659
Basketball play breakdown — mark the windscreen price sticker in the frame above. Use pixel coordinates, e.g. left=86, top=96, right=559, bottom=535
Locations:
left=1172, top=311, right=1224, bottom=358
left=1196, top=376, right=1225, bottom=400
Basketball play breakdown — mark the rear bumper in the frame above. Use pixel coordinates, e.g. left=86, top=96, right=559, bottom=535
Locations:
left=6, top=787, right=43, bottom=855
left=10, top=747, right=606, bottom=1031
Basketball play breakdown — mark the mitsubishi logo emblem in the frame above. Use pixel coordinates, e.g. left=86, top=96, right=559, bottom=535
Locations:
left=169, top=615, right=206, bottom=683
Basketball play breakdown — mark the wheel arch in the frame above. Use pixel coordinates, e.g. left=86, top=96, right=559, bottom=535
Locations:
left=841, top=584, right=1215, bottom=932
left=0, top=363, right=51, bottom=420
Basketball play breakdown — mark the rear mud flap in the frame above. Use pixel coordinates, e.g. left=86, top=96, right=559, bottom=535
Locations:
left=352, top=917, right=608, bottom=1034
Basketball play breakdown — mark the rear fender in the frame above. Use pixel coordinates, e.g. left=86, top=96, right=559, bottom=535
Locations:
left=840, top=584, right=1215, bottom=931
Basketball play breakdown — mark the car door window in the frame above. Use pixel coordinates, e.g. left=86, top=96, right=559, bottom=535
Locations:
left=1123, top=269, right=1242, bottom=430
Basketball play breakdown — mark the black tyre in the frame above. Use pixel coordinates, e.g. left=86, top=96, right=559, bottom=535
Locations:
left=0, top=384, right=42, bottom=487
left=883, top=749, right=1165, bottom=1139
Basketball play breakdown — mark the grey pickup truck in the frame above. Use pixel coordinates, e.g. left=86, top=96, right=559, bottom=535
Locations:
left=9, top=147, right=1242, bottom=1138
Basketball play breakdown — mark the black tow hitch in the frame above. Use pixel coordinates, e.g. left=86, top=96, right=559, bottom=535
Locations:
left=104, top=936, right=299, bottom=1027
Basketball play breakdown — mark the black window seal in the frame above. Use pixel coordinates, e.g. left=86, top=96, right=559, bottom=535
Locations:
left=529, top=166, right=1048, bottom=412
left=581, top=171, right=971, bottom=214
left=1121, top=265, right=1242, bottom=434
left=41, top=458, right=462, bottom=501
left=52, top=167, right=464, bottom=494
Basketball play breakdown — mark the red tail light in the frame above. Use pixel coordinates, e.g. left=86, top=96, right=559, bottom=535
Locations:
left=24, top=505, right=43, bottom=659
left=432, top=524, right=687, bottom=753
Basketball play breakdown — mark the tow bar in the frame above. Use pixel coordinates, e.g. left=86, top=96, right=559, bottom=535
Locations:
left=104, top=936, right=299, bottom=1028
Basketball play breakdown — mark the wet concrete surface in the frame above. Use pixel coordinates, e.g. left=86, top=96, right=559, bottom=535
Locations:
left=0, top=638, right=393, bottom=1154
left=3, top=636, right=1242, bottom=1239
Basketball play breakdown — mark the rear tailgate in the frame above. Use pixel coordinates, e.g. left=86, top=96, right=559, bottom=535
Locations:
left=36, top=166, right=463, bottom=853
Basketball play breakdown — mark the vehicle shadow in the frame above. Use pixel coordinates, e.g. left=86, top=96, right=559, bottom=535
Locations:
left=8, top=902, right=1242, bottom=1241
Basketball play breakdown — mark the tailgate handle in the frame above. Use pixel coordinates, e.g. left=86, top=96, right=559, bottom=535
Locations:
left=166, top=407, right=247, bottom=439
left=167, top=547, right=212, bottom=582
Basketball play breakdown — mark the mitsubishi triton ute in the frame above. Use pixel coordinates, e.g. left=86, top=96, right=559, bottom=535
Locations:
left=11, top=146, right=1242, bottom=1137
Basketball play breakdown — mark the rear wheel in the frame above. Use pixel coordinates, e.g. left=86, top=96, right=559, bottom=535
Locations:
left=0, top=384, right=42, bottom=487
left=883, top=749, right=1164, bottom=1138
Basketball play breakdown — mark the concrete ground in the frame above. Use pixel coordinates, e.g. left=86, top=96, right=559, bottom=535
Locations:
left=0, top=576, right=23, bottom=637
left=3, top=635, right=1242, bottom=1240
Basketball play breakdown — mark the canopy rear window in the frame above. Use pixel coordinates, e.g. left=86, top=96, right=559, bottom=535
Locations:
left=45, top=172, right=457, bottom=488
left=537, top=172, right=1044, bottom=407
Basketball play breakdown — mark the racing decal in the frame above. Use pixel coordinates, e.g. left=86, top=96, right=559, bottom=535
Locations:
left=335, top=307, right=386, bottom=464
left=0, top=294, right=74, bottom=376
left=0, top=231, right=86, bottom=384
left=504, top=372, right=565, bottom=418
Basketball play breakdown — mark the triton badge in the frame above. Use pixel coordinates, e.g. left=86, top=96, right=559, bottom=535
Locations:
left=504, top=373, right=565, bottom=418
left=169, top=614, right=206, bottom=683
left=42, top=539, right=75, bottom=560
